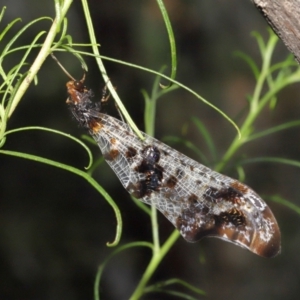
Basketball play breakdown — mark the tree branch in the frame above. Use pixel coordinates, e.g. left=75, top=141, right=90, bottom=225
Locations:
left=252, top=0, right=300, bottom=63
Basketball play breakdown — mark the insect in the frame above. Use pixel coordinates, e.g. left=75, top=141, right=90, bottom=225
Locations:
left=54, top=56, right=280, bottom=258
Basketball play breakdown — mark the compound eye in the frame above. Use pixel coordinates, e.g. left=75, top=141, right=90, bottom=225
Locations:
left=74, top=80, right=84, bottom=91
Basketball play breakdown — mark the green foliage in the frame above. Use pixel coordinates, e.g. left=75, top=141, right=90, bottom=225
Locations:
left=1, top=1, right=300, bottom=299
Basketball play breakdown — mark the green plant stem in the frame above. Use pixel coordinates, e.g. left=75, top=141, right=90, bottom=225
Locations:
left=94, top=242, right=153, bottom=300
left=8, top=0, right=73, bottom=118
left=156, top=0, right=177, bottom=84
left=129, top=230, right=180, bottom=300
left=130, top=70, right=180, bottom=299
left=3, top=125, right=94, bottom=168
left=100, top=54, right=241, bottom=138
left=214, top=32, right=300, bottom=173
left=144, top=91, right=157, bottom=137
left=0, top=149, right=122, bottom=246
left=249, top=31, right=278, bottom=112
left=216, top=71, right=300, bottom=173
left=143, top=69, right=164, bottom=136
left=80, top=0, right=144, bottom=140
left=151, top=204, right=160, bottom=253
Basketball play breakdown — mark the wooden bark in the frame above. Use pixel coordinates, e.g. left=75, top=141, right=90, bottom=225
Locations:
left=252, top=0, right=300, bottom=63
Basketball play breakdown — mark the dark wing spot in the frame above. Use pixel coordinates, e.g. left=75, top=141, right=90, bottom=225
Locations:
left=214, top=208, right=246, bottom=227
left=165, top=175, right=178, bottom=188
left=154, top=164, right=164, bottom=180
left=88, top=119, right=103, bottom=133
left=176, top=207, right=214, bottom=242
left=203, top=186, right=219, bottom=202
left=133, top=155, right=164, bottom=197
left=126, top=146, right=137, bottom=158
left=110, top=138, right=117, bottom=145
left=129, top=172, right=162, bottom=198
left=135, top=160, right=148, bottom=173
left=141, top=145, right=160, bottom=163
left=188, top=194, right=198, bottom=204
left=203, top=186, right=243, bottom=204
left=104, top=149, right=119, bottom=161
left=146, top=169, right=163, bottom=191
left=135, top=160, right=164, bottom=179
left=230, top=180, right=249, bottom=193
left=127, top=181, right=148, bottom=198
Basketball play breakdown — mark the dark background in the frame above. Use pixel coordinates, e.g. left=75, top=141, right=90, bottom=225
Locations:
left=1, top=1, right=300, bottom=299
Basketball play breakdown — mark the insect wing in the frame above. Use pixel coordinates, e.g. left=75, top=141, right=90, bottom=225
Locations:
left=91, top=113, right=280, bottom=258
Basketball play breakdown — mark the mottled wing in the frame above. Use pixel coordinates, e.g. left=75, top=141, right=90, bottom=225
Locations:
left=89, top=113, right=280, bottom=258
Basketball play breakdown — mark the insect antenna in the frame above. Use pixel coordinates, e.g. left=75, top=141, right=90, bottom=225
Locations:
left=51, top=53, right=86, bottom=82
